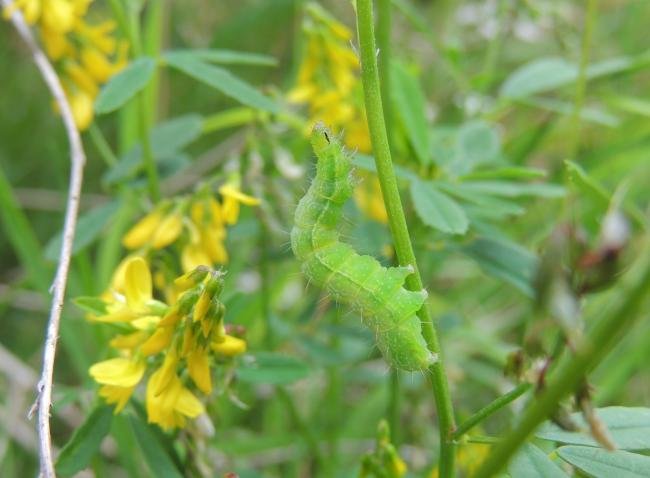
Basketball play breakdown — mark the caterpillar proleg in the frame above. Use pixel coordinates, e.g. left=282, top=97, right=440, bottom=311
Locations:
left=291, top=124, right=436, bottom=371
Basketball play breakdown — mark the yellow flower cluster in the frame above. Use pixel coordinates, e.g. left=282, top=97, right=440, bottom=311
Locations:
left=88, top=258, right=246, bottom=429
left=122, top=182, right=260, bottom=275
left=288, top=3, right=387, bottom=223
left=4, top=0, right=127, bottom=129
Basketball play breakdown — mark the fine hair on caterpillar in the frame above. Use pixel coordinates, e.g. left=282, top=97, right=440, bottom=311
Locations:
left=291, top=123, right=437, bottom=371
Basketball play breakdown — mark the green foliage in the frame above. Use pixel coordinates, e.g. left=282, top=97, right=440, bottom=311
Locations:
left=2, top=1, right=650, bottom=477
left=55, top=405, right=113, bottom=476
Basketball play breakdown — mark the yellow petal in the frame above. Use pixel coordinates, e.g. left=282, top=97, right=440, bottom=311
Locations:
left=124, top=257, right=152, bottom=309
left=89, top=358, right=144, bottom=387
left=181, top=244, right=212, bottom=273
left=132, top=315, right=161, bottom=330
left=122, top=210, right=163, bottom=249
left=41, top=0, right=76, bottom=33
left=98, top=384, right=134, bottom=413
left=211, top=335, right=246, bottom=357
left=219, top=184, right=261, bottom=206
left=202, top=230, right=228, bottom=264
left=91, top=307, right=137, bottom=324
left=187, top=348, right=212, bottom=394
left=175, top=387, right=205, bottom=417
left=141, top=326, right=174, bottom=356
left=221, top=196, right=240, bottom=225
left=68, top=90, right=94, bottom=131
left=153, top=351, right=179, bottom=396
left=109, top=331, right=147, bottom=350
left=151, top=212, right=183, bottom=249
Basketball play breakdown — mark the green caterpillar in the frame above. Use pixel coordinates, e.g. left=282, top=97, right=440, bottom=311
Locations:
left=291, top=124, right=436, bottom=371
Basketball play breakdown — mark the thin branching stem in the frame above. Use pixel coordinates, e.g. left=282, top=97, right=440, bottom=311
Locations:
left=1, top=2, right=87, bottom=476
left=355, top=1, right=456, bottom=475
left=453, top=383, right=531, bottom=440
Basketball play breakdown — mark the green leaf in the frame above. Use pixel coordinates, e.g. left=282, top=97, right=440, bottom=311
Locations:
left=238, top=352, right=310, bottom=385
left=500, top=53, right=650, bottom=99
left=437, top=182, right=524, bottom=219
left=565, top=160, right=610, bottom=209
left=462, top=236, right=538, bottom=296
left=128, top=415, right=183, bottom=478
left=508, top=443, right=570, bottom=478
left=458, top=180, right=565, bottom=198
left=95, top=57, right=156, bottom=114
left=353, top=154, right=418, bottom=181
left=103, top=115, right=203, bottom=185
left=55, top=405, right=113, bottom=476
left=73, top=296, right=108, bottom=315
left=462, top=167, right=547, bottom=180
left=537, top=407, right=650, bottom=450
left=0, top=164, right=49, bottom=291
left=164, top=49, right=277, bottom=66
left=521, top=97, right=620, bottom=127
left=558, top=446, right=650, bottom=478
left=45, top=200, right=121, bottom=261
left=410, top=179, right=469, bottom=234
left=164, top=54, right=278, bottom=113
left=149, top=114, right=204, bottom=156
left=391, top=62, right=430, bottom=165
left=456, top=120, right=501, bottom=171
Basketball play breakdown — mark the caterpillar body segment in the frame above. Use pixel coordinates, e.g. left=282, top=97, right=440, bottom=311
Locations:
left=291, top=124, right=436, bottom=371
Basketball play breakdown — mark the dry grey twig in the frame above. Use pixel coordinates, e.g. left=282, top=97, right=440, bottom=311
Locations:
left=1, top=1, right=87, bottom=476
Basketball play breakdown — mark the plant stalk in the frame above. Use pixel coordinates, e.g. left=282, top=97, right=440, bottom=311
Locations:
left=355, top=1, right=456, bottom=475
left=453, top=383, right=531, bottom=440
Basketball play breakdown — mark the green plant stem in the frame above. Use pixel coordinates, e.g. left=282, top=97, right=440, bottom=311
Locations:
left=127, top=4, right=160, bottom=202
left=88, top=124, right=118, bottom=166
left=377, top=0, right=392, bottom=146
left=569, top=0, right=598, bottom=160
left=474, top=243, right=650, bottom=478
left=355, top=1, right=456, bottom=476
left=388, top=369, right=400, bottom=443
left=452, top=383, right=531, bottom=440
left=377, top=1, right=401, bottom=440
left=277, top=387, right=323, bottom=468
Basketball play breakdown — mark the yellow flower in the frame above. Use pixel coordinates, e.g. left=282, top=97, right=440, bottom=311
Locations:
left=90, top=357, right=146, bottom=386
left=98, top=385, right=135, bottom=413
left=140, top=326, right=174, bottom=356
left=68, top=89, right=94, bottom=131
left=81, top=46, right=118, bottom=83
left=40, top=0, right=76, bottom=34
left=122, top=208, right=183, bottom=250
left=146, top=361, right=204, bottom=430
left=122, top=210, right=165, bottom=249
left=429, top=442, right=490, bottom=478
left=93, top=257, right=163, bottom=325
left=354, top=172, right=388, bottom=223
left=219, top=183, right=260, bottom=225
left=212, top=334, right=247, bottom=357
left=3, top=0, right=41, bottom=24
left=187, top=347, right=212, bottom=394
left=90, top=357, right=145, bottom=413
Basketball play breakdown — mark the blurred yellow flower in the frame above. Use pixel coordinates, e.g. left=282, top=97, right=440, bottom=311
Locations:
left=212, top=334, right=247, bottom=357
left=89, top=358, right=145, bottom=414
left=219, top=183, right=261, bottom=225
left=289, top=4, right=387, bottom=223
left=3, top=0, right=128, bottom=129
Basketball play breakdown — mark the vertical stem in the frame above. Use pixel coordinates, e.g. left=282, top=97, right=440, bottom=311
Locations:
left=475, top=245, right=650, bottom=477
left=128, top=3, right=160, bottom=202
left=377, top=0, right=400, bottom=443
left=569, top=0, right=599, bottom=160
left=355, top=1, right=456, bottom=476
left=376, top=0, right=392, bottom=147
